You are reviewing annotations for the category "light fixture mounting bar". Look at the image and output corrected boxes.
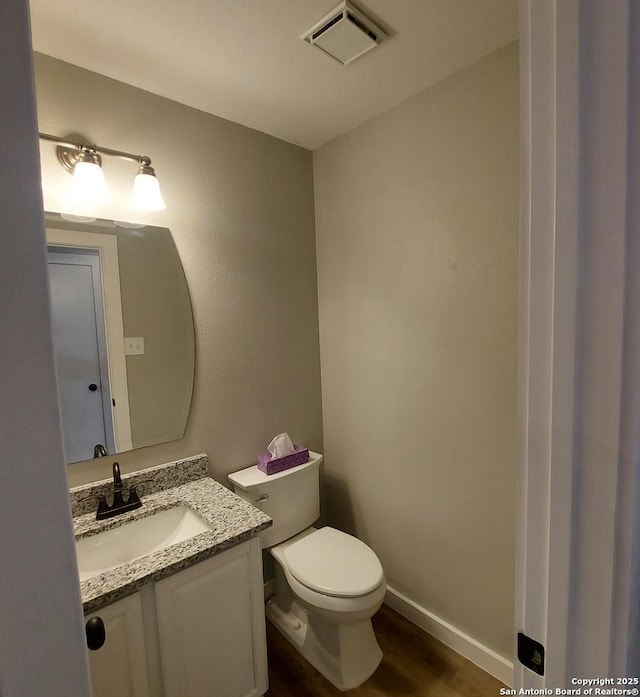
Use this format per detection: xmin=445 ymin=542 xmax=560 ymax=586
xmin=38 ymin=132 xmax=151 ymax=166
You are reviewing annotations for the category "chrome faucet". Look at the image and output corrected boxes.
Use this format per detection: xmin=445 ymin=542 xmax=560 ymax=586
xmin=95 ymin=462 xmax=143 ymax=520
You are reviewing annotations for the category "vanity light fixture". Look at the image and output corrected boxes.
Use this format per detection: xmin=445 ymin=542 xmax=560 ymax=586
xmin=39 ymin=132 xmax=166 ymax=212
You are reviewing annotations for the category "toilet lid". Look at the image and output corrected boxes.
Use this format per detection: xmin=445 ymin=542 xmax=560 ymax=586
xmin=283 ymin=527 xmax=383 ymax=598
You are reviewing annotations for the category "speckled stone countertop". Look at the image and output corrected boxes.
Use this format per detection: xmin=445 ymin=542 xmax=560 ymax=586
xmin=71 ymin=454 xmax=271 ymax=613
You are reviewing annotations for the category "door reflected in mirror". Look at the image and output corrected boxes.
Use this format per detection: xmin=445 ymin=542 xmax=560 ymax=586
xmin=45 ymin=213 xmax=195 ymax=464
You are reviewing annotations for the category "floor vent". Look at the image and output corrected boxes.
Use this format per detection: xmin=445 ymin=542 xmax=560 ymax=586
xmin=302 ymin=1 xmax=386 ymax=66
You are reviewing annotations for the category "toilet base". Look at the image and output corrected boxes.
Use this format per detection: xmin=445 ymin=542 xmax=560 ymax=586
xmin=266 ymin=596 xmax=382 ymax=691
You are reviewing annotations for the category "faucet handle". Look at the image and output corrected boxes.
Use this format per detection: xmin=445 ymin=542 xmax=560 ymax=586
xmin=96 ymin=496 xmax=110 ymax=519
xmin=126 ymin=486 xmax=142 ymax=508
xmin=126 ymin=478 xmax=153 ymax=505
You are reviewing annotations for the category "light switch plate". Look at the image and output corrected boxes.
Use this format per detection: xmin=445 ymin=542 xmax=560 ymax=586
xmin=124 ymin=337 xmax=145 ymax=355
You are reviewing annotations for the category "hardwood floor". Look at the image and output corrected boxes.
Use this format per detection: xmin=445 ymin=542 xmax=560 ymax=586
xmin=265 ymin=604 xmax=507 ymax=697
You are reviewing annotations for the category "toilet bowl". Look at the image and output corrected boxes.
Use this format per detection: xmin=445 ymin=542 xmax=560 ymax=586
xmin=268 ymin=526 xmax=385 ymax=690
xmin=228 ymin=453 xmax=385 ymax=691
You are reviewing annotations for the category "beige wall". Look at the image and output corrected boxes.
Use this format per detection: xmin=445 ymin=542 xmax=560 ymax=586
xmin=313 ymin=43 xmax=519 ymax=658
xmin=33 ymin=53 xmax=323 ymax=486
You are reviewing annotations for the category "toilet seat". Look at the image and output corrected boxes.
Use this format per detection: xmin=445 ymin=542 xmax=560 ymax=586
xmin=283 ymin=527 xmax=383 ymax=598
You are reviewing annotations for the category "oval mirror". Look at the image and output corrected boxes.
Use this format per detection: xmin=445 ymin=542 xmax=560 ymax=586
xmin=44 ymin=212 xmax=195 ymax=464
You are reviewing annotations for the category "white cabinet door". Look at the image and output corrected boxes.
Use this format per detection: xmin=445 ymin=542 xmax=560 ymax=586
xmin=155 ymin=538 xmax=268 ymax=697
xmin=86 ymin=593 xmax=151 ymax=697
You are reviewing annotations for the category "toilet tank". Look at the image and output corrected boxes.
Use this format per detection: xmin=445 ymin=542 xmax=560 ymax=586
xmin=228 ymin=451 xmax=322 ymax=548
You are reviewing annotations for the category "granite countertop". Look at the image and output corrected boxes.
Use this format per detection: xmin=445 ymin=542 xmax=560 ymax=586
xmin=71 ymin=454 xmax=271 ymax=613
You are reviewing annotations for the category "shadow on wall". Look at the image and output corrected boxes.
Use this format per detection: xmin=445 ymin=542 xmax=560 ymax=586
xmin=322 ymin=471 xmax=358 ymax=537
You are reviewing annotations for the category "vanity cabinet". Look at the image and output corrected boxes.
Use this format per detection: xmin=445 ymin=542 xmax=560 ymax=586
xmin=156 ymin=538 xmax=268 ymax=697
xmin=85 ymin=537 xmax=267 ymax=697
xmin=86 ymin=593 xmax=151 ymax=697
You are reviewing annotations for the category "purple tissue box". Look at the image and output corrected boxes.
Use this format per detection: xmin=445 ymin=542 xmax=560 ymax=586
xmin=257 ymin=446 xmax=310 ymax=475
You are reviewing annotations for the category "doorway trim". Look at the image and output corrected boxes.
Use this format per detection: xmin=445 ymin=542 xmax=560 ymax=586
xmin=46 ymin=226 xmax=133 ymax=454
xmin=517 ymin=0 xmax=640 ymax=686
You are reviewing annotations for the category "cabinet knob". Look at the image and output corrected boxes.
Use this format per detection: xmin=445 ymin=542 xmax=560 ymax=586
xmin=88 ymin=383 xmax=98 ymax=392
xmin=85 ymin=616 xmax=106 ymax=651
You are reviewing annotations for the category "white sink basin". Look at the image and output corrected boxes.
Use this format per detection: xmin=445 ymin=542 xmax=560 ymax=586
xmin=76 ymin=505 xmax=211 ymax=581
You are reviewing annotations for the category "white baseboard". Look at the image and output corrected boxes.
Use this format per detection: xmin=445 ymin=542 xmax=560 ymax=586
xmin=384 ymin=586 xmax=514 ymax=686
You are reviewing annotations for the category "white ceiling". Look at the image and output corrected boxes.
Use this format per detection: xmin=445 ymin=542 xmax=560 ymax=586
xmin=29 ymin=0 xmax=518 ymax=150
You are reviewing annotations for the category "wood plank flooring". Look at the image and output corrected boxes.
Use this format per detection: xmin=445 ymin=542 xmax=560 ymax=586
xmin=265 ymin=604 xmax=507 ymax=697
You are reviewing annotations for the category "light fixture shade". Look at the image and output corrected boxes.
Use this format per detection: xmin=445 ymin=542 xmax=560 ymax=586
xmin=70 ymin=159 xmax=110 ymax=208
xmin=131 ymin=172 xmax=166 ymax=211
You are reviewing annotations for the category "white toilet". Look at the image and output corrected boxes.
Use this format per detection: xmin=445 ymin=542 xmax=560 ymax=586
xmin=228 ymin=451 xmax=385 ymax=691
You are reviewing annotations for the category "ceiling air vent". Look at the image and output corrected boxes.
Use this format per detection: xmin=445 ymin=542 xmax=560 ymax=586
xmin=302 ymin=1 xmax=386 ymax=66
